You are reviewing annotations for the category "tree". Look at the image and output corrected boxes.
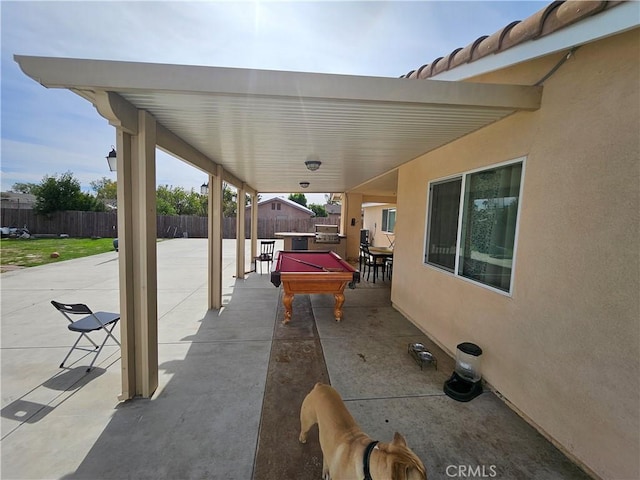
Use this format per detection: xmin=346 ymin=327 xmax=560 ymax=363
xmin=156 ymin=185 xmax=205 ymax=216
xmin=147 ymin=183 xmax=256 ymax=217
xmin=222 ymin=184 xmax=237 ymax=217
xmin=90 ymin=177 xmax=117 ymax=200
xmin=33 ymin=171 xmax=105 ymax=215
xmin=288 ymin=193 xmax=307 ymax=207
xmin=309 ymin=204 xmax=328 ymax=217
xmin=11 ymin=182 xmax=38 ymax=194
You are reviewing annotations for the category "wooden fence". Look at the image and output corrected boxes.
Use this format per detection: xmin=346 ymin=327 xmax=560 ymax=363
xmin=1 ymin=208 xmax=337 ymax=239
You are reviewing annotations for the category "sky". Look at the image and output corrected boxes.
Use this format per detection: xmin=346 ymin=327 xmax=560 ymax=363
xmin=1 ymin=0 xmax=547 ymax=205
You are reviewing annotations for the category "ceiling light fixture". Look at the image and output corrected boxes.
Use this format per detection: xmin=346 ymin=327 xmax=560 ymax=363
xmin=299 ymin=181 xmax=310 ymax=189
xmin=304 ymin=155 xmax=322 ymax=171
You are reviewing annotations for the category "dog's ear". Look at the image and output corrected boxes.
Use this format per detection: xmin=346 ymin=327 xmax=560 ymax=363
xmin=391 ymin=432 xmax=408 ymax=447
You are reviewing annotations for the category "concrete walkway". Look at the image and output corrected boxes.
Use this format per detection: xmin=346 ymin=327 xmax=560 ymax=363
xmin=1 ymin=239 xmax=590 ymax=479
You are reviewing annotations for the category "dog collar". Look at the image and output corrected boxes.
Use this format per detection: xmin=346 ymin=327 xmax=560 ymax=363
xmin=363 ymin=440 xmax=379 ymax=480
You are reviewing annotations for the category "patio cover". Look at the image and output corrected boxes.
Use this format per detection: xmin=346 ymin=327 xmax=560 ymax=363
xmin=15 ymin=55 xmax=542 ymax=399
xmin=15 ymin=56 xmax=541 ymax=195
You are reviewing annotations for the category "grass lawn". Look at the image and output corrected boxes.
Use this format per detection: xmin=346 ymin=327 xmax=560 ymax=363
xmin=0 ymin=237 xmax=116 ymax=270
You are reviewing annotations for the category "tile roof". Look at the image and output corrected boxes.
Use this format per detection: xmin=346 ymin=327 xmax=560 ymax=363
xmin=401 ymin=0 xmax=625 ymax=80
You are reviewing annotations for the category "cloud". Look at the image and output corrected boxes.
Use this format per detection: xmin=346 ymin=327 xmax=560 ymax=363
xmin=1 ymin=1 xmax=546 ymax=194
xmin=3 ymin=1 xmax=546 ymax=73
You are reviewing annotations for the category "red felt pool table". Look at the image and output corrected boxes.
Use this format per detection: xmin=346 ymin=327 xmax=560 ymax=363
xmin=270 ymin=250 xmax=360 ymax=324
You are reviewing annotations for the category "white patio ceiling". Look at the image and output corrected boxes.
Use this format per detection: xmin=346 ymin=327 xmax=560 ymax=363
xmin=15 ymin=56 xmax=541 ymax=196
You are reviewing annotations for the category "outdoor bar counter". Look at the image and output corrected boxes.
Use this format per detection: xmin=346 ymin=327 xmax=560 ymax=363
xmin=274 ymin=232 xmax=347 ymax=259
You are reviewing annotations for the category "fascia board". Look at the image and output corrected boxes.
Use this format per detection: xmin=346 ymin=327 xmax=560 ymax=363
xmin=14 ymin=55 xmax=541 ymax=111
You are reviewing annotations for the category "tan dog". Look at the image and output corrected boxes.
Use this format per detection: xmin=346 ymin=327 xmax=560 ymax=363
xmin=299 ymin=383 xmax=427 ymax=480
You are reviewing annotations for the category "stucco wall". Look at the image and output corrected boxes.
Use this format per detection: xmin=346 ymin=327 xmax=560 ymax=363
xmin=362 ymin=204 xmax=396 ymax=248
xmin=392 ymin=30 xmax=639 ymax=479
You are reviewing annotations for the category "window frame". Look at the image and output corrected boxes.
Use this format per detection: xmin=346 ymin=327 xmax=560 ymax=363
xmin=425 ymin=176 xmax=462 ymax=272
xmin=381 ymin=207 xmax=396 ymax=233
xmin=423 ymin=157 xmax=526 ymax=296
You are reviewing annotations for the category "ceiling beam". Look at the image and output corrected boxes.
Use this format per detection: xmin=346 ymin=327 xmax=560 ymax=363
xmin=156 ymin=123 xmax=215 ymax=175
xmin=363 ymin=195 xmax=397 ymax=204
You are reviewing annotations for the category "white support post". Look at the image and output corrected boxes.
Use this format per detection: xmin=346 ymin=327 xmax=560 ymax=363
xmin=208 ymin=167 xmax=223 ymax=309
xmin=116 ymin=128 xmax=135 ymax=401
xmin=251 ymin=192 xmax=258 ymax=270
xmin=236 ymin=183 xmax=246 ymax=278
xmin=116 ymin=110 xmax=158 ymax=400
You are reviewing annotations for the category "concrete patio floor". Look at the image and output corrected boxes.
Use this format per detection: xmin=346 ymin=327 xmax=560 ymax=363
xmin=1 ymin=238 xmax=590 ymax=479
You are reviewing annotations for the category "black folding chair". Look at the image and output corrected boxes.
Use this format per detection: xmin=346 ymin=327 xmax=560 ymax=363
xmin=51 ymin=301 xmax=120 ymax=372
xmin=254 ymin=240 xmax=275 ymax=274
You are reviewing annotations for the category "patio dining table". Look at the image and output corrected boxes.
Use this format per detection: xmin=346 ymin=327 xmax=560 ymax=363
xmin=368 ymin=246 xmax=394 ymax=282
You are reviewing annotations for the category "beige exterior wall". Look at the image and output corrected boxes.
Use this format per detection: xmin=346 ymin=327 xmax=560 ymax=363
xmin=362 ymin=204 xmax=396 ymax=248
xmin=344 ymin=192 xmax=364 ymax=261
xmin=392 ymin=30 xmax=639 ymax=479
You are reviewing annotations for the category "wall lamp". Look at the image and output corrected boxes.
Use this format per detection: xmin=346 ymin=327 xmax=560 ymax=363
xmin=200 ymin=182 xmax=209 ymax=195
xmin=105 ymin=146 xmax=117 ymax=172
xmin=299 ymin=181 xmax=310 ymax=189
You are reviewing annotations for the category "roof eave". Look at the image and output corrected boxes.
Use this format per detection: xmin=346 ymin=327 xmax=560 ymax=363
xmin=429 ymin=1 xmax=638 ymax=81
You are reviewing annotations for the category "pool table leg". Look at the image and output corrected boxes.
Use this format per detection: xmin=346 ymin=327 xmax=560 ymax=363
xmin=282 ymin=292 xmax=294 ymax=324
xmin=333 ymin=293 xmax=345 ymax=322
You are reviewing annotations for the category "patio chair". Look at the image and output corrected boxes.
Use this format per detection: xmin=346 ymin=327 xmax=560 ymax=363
xmin=255 ymin=240 xmax=275 ymax=274
xmin=51 ymin=300 xmax=120 ymax=373
xmin=359 ymin=243 xmax=368 ymax=272
xmin=385 ymin=256 xmax=393 ymax=280
xmin=361 ymin=245 xmax=384 ymax=283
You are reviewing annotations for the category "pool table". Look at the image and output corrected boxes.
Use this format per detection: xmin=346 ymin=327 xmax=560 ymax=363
xmin=270 ymin=250 xmax=360 ymax=324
